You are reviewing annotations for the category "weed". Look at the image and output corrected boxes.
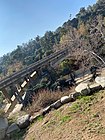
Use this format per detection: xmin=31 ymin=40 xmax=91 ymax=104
xmin=79 ymin=96 xmax=93 ymax=104
xmin=54 ymin=110 xmax=61 ymax=117
xmin=60 ymin=115 xmax=71 ymax=123
xmin=70 ymin=102 xmax=81 ymax=113
xmin=36 ymin=115 xmax=44 ymax=121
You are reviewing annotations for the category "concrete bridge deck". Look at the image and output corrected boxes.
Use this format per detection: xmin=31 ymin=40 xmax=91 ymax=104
xmin=0 ymin=48 xmax=69 ymax=90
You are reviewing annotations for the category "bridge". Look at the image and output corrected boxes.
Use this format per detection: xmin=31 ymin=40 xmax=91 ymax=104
xmin=0 ymin=47 xmax=105 ymax=114
xmin=0 ymin=48 xmax=70 ymax=113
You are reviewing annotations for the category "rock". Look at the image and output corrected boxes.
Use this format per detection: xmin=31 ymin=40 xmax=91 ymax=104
xmin=42 ymin=106 xmax=51 ymax=116
xmin=70 ymin=92 xmax=81 ymax=100
xmin=89 ymin=83 xmax=102 ymax=93
xmin=51 ymin=100 xmax=62 ymax=109
xmin=75 ymin=83 xmax=90 ymax=96
xmin=95 ymin=76 xmax=105 ymax=88
xmin=30 ymin=113 xmax=41 ymax=123
xmin=69 ymin=94 xmax=76 ymax=101
xmin=6 ymin=123 xmax=20 ymax=135
xmin=0 ymin=117 xmax=8 ymax=140
xmin=60 ymin=96 xmax=72 ymax=104
xmin=17 ymin=114 xmax=30 ymax=129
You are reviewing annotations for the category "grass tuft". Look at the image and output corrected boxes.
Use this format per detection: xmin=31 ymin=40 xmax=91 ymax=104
xmin=60 ymin=115 xmax=71 ymax=123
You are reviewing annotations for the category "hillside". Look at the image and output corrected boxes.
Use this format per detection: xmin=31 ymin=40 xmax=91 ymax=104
xmin=25 ymin=90 xmax=105 ymax=140
xmin=1 ymin=1 xmax=105 ymax=139
xmin=10 ymin=89 xmax=105 ymax=140
xmin=0 ymin=0 xmax=105 ymax=79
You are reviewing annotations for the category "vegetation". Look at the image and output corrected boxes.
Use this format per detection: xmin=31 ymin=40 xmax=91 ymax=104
xmin=26 ymin=90 xmax=69 ymax=115
xmin=4 ymin=1 xmax=105 ymax=139
xmin=9 ymin=88 xmax=105 ymax=140
xmin=9 ymin=129 xmax=26 ymax=140
xmin=24 ymin=89 xmax=105 ymax=140
xmin=0 ymin=0 xmax=105 ymax=80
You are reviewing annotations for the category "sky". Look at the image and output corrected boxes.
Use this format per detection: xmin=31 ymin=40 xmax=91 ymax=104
xmin=0 ymin=0 xmax=96 ymax=57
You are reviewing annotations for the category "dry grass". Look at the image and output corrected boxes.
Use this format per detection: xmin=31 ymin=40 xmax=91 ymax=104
xmin=26 ymin=89 xmax=70 ymax=115
xmin=25 ymin=90 xmax=105 ymax=140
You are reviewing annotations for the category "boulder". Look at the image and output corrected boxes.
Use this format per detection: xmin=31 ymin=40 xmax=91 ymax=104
xmin=70 ymin=92 xmax=81 ymax=100
xmin=6 ymin=123 xmax=20 ymax=136
xmin=42 ymin=106 xmax=51 ymax=116
xmin=51 ymin=100 xmax=62 ymax=109
xmin=75 ymin=83 xmax=90 ymax=96
xmin=30 ymin=113 xmax=41 ymax=123
xmin=17 ymin=114 xmax=30 ymax=129
xmin=60 ymin=96 xmax=72 ymax=104
xmin=89 ymin=83 xmax=102 ymax=93
xmin=0 ymin=117 xmax=8 ymax=140
xmin=95 ymin=76 xmax=105 ymax=88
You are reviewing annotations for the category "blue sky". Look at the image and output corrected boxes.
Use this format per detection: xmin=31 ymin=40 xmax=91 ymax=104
xmin=0 ymin=0 xmax=96 ymax=57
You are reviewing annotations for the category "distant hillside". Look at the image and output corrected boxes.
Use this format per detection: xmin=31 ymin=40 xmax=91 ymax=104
xmin=0 ymin=0 xmax=105 ymax=79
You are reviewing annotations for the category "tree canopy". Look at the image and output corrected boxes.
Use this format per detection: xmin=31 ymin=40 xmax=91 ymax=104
xmin=0 ymin=0 xmax=105 ymax=79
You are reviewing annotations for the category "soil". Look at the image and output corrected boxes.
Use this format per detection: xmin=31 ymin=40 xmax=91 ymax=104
xmin=24 ymin=90 xmax=105 ymax=140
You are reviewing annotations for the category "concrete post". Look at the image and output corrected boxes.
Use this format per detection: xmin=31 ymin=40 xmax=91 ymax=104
xmin=9 ymin=85 xmax=24 ymax=104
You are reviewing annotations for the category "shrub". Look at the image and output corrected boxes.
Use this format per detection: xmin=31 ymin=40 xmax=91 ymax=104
xmin=26 ymin=90 xmax=69 ymax=115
